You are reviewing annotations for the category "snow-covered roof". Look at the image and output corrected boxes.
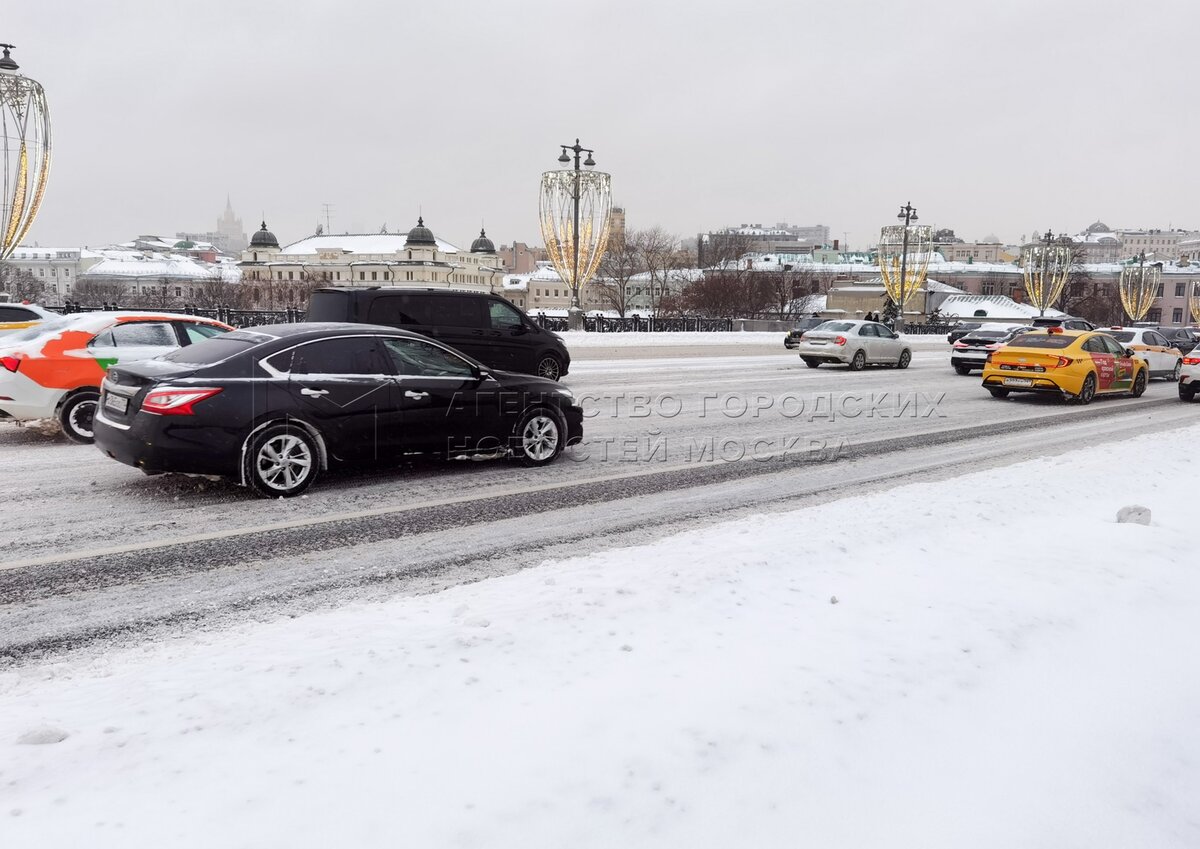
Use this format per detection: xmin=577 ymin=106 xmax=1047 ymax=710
xmin=79 ymin=251 xmax=241 ymax=283
xmin=938 ymin=295 xmax=1065 ymax=319
xmin=280 ymin=233 xmax=462 ymax=255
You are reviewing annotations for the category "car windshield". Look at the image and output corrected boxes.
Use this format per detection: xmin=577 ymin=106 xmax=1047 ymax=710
xmin=1008 ymin=333 xmax=1076 ymax=349
xmin=816 ymin=321 xmax=856 ymax=332
xmin=1105 ymin=331 xmax=1135 ymax=342
xmin=160 ymin=330 xmax=273 ymax=364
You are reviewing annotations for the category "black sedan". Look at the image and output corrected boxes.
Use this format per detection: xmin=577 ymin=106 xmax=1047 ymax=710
xmin=93 ymin=323 xmax=584 ymax=497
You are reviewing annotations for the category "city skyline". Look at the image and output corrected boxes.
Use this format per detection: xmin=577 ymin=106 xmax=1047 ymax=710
xmin=6 ymin=0 xmax=1197 ymax=252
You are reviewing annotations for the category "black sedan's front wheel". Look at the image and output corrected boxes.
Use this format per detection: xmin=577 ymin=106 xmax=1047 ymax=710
xmin=244 ymin=424 xmax=320 ymax=498
xmin=512 ymin=408 xmax=564 ymax=466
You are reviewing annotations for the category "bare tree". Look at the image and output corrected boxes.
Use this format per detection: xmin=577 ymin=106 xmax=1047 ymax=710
xmin=0 ymin=263 xmax=46 ymax=302
xmin=639 ymin=227 xmax=687 ymax=315
xmin=139 ymin=277 xmax=181 ymax=310
xmin=72 ymin=278 xmax=126 ymax=306
xmin=594 ymin=232 xmax=645 ymax=317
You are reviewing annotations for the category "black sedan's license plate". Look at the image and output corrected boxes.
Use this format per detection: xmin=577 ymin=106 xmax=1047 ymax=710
xmin=103 ymin=393 xmax=128 ymax=414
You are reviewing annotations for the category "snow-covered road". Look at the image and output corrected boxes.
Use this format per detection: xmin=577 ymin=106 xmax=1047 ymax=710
xmin=2 ymin=414 xmax=1197 ymax=848
xmin=0 ymin=344 xmax=1193 ymax=655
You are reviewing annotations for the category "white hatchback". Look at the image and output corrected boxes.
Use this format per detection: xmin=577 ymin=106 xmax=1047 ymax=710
xmin=795 ymin=320 xmax=913 ymax=370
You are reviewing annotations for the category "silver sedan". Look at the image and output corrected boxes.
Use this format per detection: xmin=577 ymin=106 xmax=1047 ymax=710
xmin=795 ymin=320 xmax=913 ymax=370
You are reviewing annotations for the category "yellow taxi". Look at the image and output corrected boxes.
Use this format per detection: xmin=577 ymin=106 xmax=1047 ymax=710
xmin=981 ymin=327 xmax=1148 ymax=404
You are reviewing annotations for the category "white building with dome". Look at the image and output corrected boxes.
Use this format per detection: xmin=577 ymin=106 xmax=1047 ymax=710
xmin=238 ymin=218 xmax=503 ymax=292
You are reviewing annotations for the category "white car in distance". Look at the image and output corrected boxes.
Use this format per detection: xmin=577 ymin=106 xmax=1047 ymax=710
xmin=795 ymin=320 xmax=913 ymax=371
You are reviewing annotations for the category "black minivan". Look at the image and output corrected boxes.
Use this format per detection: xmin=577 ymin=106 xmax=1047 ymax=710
xmin=306 ymin=287 xmax=571 ymax=380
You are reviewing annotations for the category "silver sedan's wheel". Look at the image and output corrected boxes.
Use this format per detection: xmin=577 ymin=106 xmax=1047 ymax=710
xmin=245 ymin=425 xmax=319 ymax=497
xmin=514 ymin=409 xmax=563 ymax=466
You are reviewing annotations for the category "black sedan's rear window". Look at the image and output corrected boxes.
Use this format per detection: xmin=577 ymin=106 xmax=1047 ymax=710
xmin=1008 ymin=334 xmax=1075 ymax=349
xmin=161 ymin=330 xmax=274 ymax=364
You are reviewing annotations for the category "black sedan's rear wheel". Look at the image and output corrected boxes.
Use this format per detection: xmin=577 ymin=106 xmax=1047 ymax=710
xmin=58 ymin=389 xmax=100 ymax=444
xmin=512 ymin=408 xmax=564 ymax=466
xmin=244 ymin=424 xmax=319 ymax=498
xmin=536 ymin=355 xmax=563 ymax=381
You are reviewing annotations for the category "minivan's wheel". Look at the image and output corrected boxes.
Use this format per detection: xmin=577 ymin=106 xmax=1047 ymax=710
xmin=848 ymin=350 xmax=867 ymax=371
xmin=535 ymin=355 xmax=562 ymax=381
xmin=1131 ymin=368 xmax=1147 ymax=398
xmin=244 ymin=424 xmax=319 ymax=498
xmin=58 ymin=389 xmax=100 ymax=444
xmin=512 ymin=408 xmax=564 ymax=466
xmin=802 ymin=357 xmax=820 ymax=369
xmin=896 ymin=349 xmax=912 ymax=369
xmin=1073 ymin=372 xmax=1097 ymax=405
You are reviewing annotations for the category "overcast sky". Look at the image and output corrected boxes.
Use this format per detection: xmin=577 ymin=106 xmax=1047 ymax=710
xmin=6 ymin=0 xmax=1196 ymax=253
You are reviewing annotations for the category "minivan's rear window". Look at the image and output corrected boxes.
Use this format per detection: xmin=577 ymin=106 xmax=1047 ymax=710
xmin=306 ymin=291 xmax=351 ymax=322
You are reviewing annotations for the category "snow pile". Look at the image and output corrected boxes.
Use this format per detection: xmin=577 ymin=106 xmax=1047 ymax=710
xmin=2 ymin=428 xmax=1199 ymax=847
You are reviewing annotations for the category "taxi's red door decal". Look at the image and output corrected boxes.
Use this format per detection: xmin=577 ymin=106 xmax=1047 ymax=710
xmin=1089 ymin=353 xmax=1116 ymax=390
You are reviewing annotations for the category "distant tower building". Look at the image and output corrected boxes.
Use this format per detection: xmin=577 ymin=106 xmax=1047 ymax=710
xmin=216 ymin=196 xmax=248 ymax=253
xmin=608 ymin=207 xmax=626 ymax=243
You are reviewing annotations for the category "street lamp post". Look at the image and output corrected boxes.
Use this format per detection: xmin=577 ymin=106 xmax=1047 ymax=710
xmin=561 ymin=140 xmax=593 ymax=330
xmin=896 ymin=202 xmax=917 ymax=333
xmin=539 ymin=139 xmax=612 ymax=332
xmin=877 ymin=202 xmax=932 ymax=335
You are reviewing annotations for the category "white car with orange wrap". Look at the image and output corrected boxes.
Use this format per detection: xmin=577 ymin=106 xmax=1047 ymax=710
xmin=0 ymin=311 xmax=231 ymax=443
xmin=1100 ymin=327 xmax=1183 ymax=381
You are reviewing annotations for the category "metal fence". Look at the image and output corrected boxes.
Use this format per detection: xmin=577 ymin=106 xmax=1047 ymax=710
xmin=51 ymin=303 xmax=957 ymax=336
xmin=56 ymin=302 xmax=305 ymax=327
xmin=533 ymin=314 xmax=734 ymax=333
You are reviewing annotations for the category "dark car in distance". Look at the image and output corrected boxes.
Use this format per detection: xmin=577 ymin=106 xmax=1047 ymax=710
xmin=1031 ymin=316 xmax=1096 ymax=331
xmin=93 ymin=323 xmax=584 ymax=498
xmin=1154 ymin=326 xmax=1199 ymax=355
xmin=946 ymin=322 xmax=983 ymax=344
xmin=307 ymin=287 xmax=571 ymax=381
xmin=783 ymin=317 xmax=828 ymax=349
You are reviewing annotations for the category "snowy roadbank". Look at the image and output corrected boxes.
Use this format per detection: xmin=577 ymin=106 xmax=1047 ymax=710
xmin=2 ymin=424 xmax=1198 ymax=848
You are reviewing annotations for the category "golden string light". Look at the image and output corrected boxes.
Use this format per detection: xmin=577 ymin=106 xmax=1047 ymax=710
xmin=877 ymin=223 xmax=933 ymax=310
xmin=0 ymin=45 xmax=51 ymax=261
xmin=1020 ymin=234 xmax=1072 ymax=316
xmin=538 ymin=168 xmax=611 ymax=307
xmin=1118 ymin=255 xmax=1161 ymax=323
